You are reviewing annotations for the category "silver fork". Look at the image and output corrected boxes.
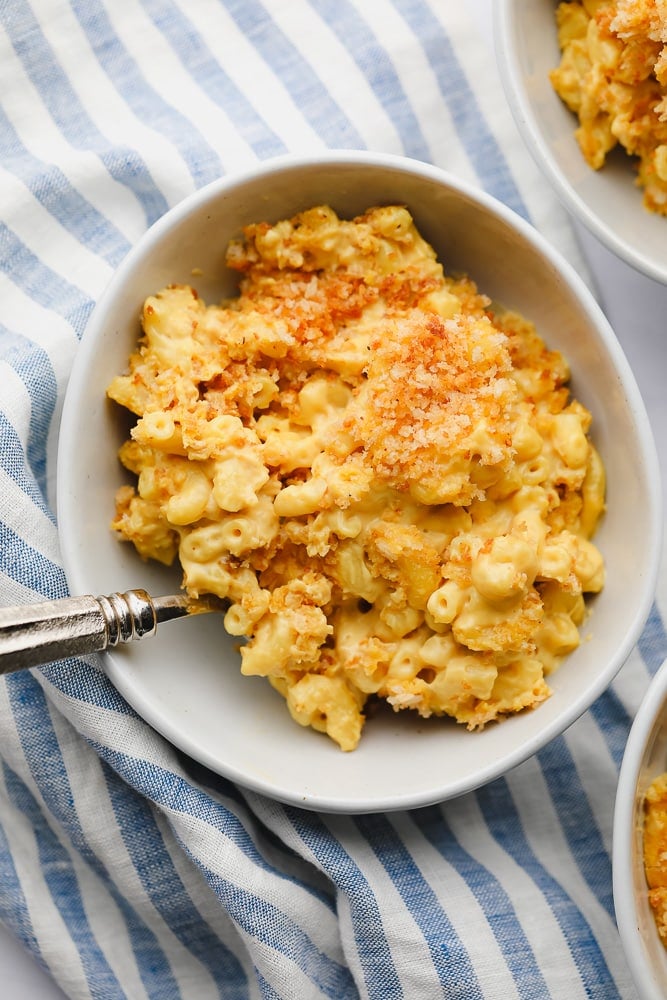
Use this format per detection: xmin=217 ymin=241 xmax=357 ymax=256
xmin=0 ymin=590 xmax=222 ymax=673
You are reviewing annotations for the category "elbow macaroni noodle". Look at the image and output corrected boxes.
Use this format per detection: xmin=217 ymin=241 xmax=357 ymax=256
xmin=551 ymin=0 xmax=667 ymax=215
xmin=107 ymin=204 xmax=606 ymax=751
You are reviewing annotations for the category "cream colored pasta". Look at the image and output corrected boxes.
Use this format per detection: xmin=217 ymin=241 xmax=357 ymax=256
xmin=107 ymin=204 xmax=606 ymax=751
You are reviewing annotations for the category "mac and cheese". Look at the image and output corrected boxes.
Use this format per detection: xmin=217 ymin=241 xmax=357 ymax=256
xmin=644 ymin=772 xmax=667 ymax=944
xmin=107 ymin=204 xmax=605 ymax=751
xmin=551 ymin=0 xmax=667 ymax=214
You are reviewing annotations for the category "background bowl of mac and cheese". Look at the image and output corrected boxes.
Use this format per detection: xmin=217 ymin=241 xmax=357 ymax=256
xmin=494 ymin=0 xmax=667 ymax=285
xmin=614 ymin=657 xmax=667 ymax=1000
xmin=57 ymin=151 xmax=660 ymax=812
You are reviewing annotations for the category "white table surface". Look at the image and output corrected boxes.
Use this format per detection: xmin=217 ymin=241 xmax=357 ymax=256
xmin=2 ymin=4 xmax=665 ymax=997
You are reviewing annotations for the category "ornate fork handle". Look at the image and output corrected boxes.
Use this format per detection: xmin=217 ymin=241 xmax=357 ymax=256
xmin=0 ymin=590 xmax=219 ymax=673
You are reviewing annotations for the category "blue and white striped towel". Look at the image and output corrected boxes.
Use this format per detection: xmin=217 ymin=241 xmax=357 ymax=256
xmin=1 ymin=2 xmax=665 ymax=997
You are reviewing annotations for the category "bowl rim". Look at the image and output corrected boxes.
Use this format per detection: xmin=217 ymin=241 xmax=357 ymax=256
xmin=614 ymin=657 xmax=667 ymax=1000
xmin=56 ymin=149 xmax=663 ymax=811
xmin=493 ymin=0 xmax=667 ymax=286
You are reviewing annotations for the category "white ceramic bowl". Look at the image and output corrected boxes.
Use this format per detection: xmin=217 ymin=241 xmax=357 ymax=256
xmin=614 ymin=659 xmax=667 ymax=1000
xmin=57 ymin=150 xmax=661 ymax=812
xmin=494 ymin=0 xmax=667 ymax=285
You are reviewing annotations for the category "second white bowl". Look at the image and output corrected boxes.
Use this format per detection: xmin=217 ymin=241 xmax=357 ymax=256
xmin=615 ymin=658 xmax=667 ymax=1000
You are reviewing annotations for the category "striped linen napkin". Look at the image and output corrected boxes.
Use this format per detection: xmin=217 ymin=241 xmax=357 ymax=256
xmin=1 ymin=2 xmax=664 ymax=997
